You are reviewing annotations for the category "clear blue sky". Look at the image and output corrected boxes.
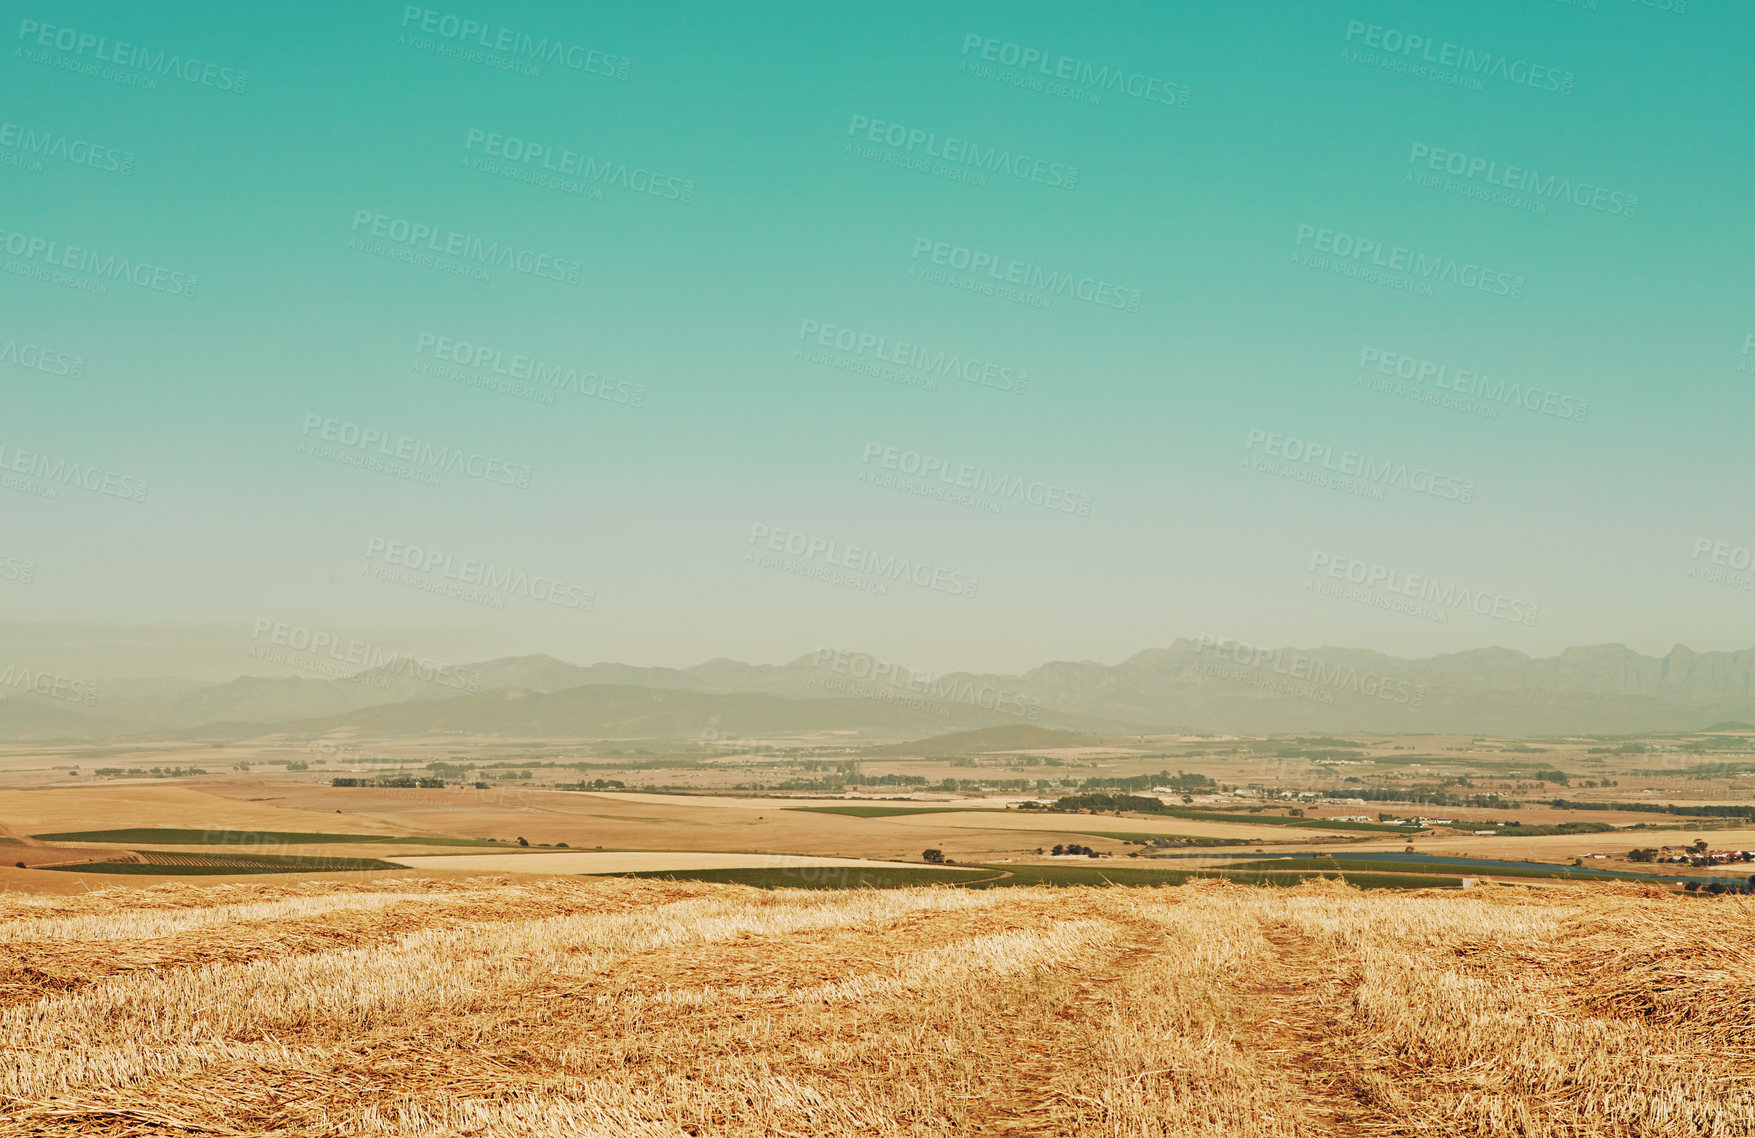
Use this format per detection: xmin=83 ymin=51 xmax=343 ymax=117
xmin=4 ymin=0 xmax=1751 ymax=675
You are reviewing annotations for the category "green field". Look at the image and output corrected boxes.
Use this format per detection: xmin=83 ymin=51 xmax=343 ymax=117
xmin=610 ymin=865 xmax=1000 ymax=889
xmin=32 ymin=828 xmax=499 ymax=846
xmin=1451 ymin=822 xmax=1618 ymax=838
xmin=1143 ymin=808 xmax=1413 ymax=833
xmin=44 ymin=850 xmax=405 ymax=875
xmin=1070 ymin=831 xmax=1256 ymax=846
xmin=1229 ymin=858 xmax=1666 ymax=884
xmin=785 ymin=806 xmax=981 ymax=818
xmin=790 ymin=805 xmax=1408 ymax=833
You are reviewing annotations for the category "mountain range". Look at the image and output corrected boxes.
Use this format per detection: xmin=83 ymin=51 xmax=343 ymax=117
xmin=7 ymin=641 xmax=1755 ymax=741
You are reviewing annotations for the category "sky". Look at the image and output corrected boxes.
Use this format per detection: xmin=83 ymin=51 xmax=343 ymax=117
xmin=3 ymin=0 xmax=1752 ymax=679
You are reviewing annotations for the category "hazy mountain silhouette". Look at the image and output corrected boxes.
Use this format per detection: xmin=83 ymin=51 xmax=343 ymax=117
xmin=9 ymin=641 xmax=1755 ymax=740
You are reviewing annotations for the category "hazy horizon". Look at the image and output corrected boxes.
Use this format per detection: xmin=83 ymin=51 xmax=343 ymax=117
xmin=5 ymin=620 xmax=1755 ymax=687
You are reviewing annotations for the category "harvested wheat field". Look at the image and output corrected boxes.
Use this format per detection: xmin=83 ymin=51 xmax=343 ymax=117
xmin=1 ymin=877 xmax=1752 ymax=1137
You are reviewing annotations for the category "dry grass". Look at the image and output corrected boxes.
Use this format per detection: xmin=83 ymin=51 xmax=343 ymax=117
xmin=0 ymin=877 xmax=1751 ymax=1136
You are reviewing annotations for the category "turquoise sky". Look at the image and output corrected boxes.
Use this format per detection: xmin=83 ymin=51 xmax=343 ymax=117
xmin=4 ymin=0 xmax=1751 ymax=676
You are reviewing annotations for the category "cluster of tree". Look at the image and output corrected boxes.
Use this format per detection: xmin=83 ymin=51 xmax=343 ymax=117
xmin=1077 ymin=770 xmax=1215 ymax=793
xmin=1551 ymin=799 xmax=1755 ymax=822
xmin=1490 ymin=820 xmax=1616 ymax=836
xmin=330 ymin=776 xmax=443 ymax=788
xmin=1051 ymin=843 xmax=1101 ymax=857
xmin=93 ymin=767 xmax=208 ymax=778
xmin=1047 ymin=793 xmax=1169 ymax=814
xmin=556 ymin=778 xmax=627 ymax=790
xmin=744 ymin=776 xmax=852 ymax=791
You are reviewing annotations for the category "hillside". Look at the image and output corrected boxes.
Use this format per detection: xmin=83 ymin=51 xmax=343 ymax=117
xmin=257 ymin=683 xmax=1022 ymax=740
xmin=1 ymin=876 xmax=1749 ymax=1136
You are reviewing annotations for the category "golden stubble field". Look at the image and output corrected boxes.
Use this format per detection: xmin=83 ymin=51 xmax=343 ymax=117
xmin=1 ymin=875 xmax=1752 ymax=1137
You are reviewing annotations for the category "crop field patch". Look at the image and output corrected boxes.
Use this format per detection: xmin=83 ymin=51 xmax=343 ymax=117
xmin=612 ymin=865 xmax=1001 ymax=889
xmin=42 ymin=850 xmax=404 ymax=875
xmin=786 ymin=805 xmax=982 ymax=818
xmin=31 ymin=828 xmax=497 ymax=846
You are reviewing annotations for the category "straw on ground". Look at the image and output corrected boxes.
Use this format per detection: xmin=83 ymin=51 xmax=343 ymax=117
xmin=0 ymin=875 xmax=1751 ymax=1136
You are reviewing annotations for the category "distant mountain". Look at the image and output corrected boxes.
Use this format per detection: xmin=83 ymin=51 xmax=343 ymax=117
xmin=0 ymin=696 xmax=126 ymax=742
xmin=13 ymin=641 xmax=1755 ymax=740
xmin=922 ymin=640 xmax=1755 ymax=735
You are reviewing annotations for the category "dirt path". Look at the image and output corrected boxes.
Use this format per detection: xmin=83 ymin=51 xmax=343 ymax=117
xmin=0 ymin=821 xmax=43 ymax=846
xmin=959 ymin=907 xmax=1169 ymax=1136
xmin=1245 ymin=921 xmax=1387 ymax=1137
